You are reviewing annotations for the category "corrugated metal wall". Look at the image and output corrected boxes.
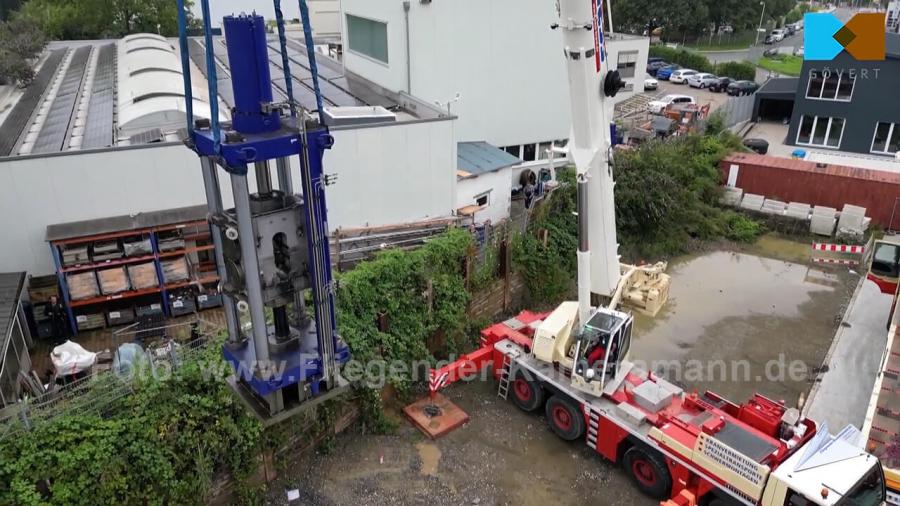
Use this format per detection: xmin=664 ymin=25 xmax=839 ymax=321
xmin=720 ymin=153 xmax=900 ymax=227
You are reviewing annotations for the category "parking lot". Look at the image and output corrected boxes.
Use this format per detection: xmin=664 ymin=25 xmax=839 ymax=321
xmin=642 ymin=78 xmax=733 ymax=112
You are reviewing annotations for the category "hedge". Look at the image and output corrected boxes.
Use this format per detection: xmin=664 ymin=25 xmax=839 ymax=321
xmin=649 ymin=46 xmax=756 ymax=81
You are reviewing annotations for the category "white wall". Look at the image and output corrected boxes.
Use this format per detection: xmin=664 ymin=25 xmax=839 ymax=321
xmin=0 ymin=118 xmax=455 ymax=276
xmin=341 ymin=0 xmax=649 ymax=150
xmin=456 ymin=169 xmax=512 ymax=225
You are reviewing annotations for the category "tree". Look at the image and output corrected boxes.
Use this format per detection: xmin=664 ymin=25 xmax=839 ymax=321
xmin=0 ymin=16 xmax=46 ymax=86
xmin=17 ymin=0 xmax=195 ymax=40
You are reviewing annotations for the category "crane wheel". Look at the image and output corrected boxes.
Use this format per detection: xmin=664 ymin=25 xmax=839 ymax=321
xmin=510 ymin=370 xmax=544 ymax=412
xmin=545 ymin=395 xmax=585 ymax=441
xmin=623 ymin=446 xmax=672 ymax=500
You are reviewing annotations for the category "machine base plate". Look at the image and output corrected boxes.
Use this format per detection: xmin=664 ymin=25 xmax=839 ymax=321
xmin=404 ymin=393 xmax=469 ymax=439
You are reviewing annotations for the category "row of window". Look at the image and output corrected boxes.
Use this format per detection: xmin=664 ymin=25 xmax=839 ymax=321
xmin=501 ymin=139 xmax=569 ymax=163
xmin=796 ymin=116 xmax=900 ymax=155
xmin=805 ymin=72 xmax=855 ymax=101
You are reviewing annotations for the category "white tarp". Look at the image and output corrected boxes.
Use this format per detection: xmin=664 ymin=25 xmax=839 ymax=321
xmin=50 ymin=340 xmax=97 ymax=376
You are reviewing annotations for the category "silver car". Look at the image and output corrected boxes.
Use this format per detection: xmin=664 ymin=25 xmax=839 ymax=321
xmin=688 ymin=73 xmax=718 ymax=89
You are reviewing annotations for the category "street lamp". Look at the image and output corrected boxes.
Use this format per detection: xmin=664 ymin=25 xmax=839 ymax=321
xmin=755 ymin=1 xmax=767 ymax=46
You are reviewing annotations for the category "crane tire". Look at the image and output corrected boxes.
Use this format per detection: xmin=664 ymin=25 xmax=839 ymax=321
xmin=509 ymin=370 xmax=544 ymax=412
xmin=623 ymin=445 xmax=672 ymax=500
xmin=545 ymin=395 xmax=585 ymax=441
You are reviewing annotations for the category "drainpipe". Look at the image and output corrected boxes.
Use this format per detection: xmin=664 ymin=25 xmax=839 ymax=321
xmin=403 ymin=0 xmax=412 ymax=94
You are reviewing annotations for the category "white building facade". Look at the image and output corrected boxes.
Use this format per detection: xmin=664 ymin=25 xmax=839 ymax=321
xmin=340 ymin=0 xmax=648 ymax=153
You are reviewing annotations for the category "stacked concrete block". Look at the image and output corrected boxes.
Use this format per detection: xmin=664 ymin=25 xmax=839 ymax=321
xmin=760 ymin=199 xmax=788 ymax=216
xmin=786 ymin=202 xmax=812 ymax=221
xmin=837 ymin=204 xmax=870 ymax=240
xmin=739 ymin=193 xmax=765 ymax=212
xmin=720 ymin=187 xmax=744 ymax=207
xmin=810 ymin=206 xmax=838 ymax=236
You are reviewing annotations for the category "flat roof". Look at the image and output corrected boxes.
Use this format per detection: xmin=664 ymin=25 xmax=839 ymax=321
xmin=457 ymin=141 xmax=521 ymax=179
xmin=0 ymin=34 xmax=444 ymax=159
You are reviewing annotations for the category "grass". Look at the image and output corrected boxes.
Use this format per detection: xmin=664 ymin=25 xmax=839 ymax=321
xmin=684 ymin=30 xmax=759 ymax=51
xmin=757 ymin=55 xmax=803 ymax=76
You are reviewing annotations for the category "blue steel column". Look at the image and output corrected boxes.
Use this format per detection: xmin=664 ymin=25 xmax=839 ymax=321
xmin=299 ymin=128 xmax=338 ymax=386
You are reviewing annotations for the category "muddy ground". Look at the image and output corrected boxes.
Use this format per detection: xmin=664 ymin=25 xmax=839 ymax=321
xmin=265 ymin=235 xmax=856 ymax=506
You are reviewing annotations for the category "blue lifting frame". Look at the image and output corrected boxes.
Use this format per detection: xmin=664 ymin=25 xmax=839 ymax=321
xmin=175 ymin=0 xmax=348 ymax=401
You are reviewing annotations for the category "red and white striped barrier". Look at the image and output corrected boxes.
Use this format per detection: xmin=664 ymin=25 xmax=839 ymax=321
xmin=812 ymin=257 xmax=860 ymax=266
xmin=812 ymin=243 xmax=866 ymax=254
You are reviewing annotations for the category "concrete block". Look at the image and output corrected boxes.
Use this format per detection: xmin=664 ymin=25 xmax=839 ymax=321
xmin=632 ymin=380 xmax=674 ymax=413
xmin=786 ymin=202 xmax=811 ymax=221
xmin=739 ymin=193 xmax=765 ymax=212
xmin=760 ymin=199 xmax=787 ymax=215
xmin=720 ymin=187 xmax=743 ymax=207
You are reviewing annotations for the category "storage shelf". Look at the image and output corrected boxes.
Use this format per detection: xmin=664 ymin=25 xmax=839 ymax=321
xmin=157 ymin=244 xmax=216 ymax=259
xmin=69 ymin=286 xmax=162 ymax=307
xmin=165 ymin=275 xmax=220 ymax=290
xmin=62 ymin=253 xmax=157 ymax=273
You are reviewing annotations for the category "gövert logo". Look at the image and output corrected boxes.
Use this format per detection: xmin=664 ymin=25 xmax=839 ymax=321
xmin=804 ymin=12 xmax=886 ymax=61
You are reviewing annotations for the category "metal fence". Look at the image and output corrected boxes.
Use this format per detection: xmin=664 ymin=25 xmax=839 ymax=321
xmin=717 ymin=93 xmax=756 ymax=130
xmin=0 ymin=316 xmax=223 ymax=441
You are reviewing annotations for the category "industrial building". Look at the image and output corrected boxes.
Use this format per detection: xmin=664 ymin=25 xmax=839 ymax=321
xmin=339 ymin=0 xmax=649 ymax=211
xmin=0 ymin=32 xmax=456 ymax=277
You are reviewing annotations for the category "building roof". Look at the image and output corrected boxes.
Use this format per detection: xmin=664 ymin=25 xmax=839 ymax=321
xmin=0 ymin=32 xmax=444 ymax=159
xmin=457 ymin=141 xmax=521 ymax=179
xmin=756 ymin=77 xmax=799 ymax=100
xmin=0 ymin=272 xmax=25 ymax=345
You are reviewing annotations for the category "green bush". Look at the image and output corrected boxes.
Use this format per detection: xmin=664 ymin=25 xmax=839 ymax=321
xmin=714 ymin=61 xmax=756 ymax=81
xmin=649 ymin=46 xmax=714 ymax=73
xmin=0 ymin=343 xmax=264 ymax=505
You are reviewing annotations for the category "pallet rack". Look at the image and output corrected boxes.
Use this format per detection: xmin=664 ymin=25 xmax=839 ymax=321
xmin=46 ymin=206 xmax=221 ymax=334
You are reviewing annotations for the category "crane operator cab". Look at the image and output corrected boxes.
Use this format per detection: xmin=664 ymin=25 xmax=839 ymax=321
xmin=572 ymin=307 xmax=633 ymax=397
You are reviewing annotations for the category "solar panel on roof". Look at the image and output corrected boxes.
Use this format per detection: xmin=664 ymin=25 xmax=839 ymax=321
xmin=31 ymin=46 xmax=91 ymax=154
xmin=0 ymin=49 xmax=66 ymax=156
xmin=82 ymin=44 xmax=115 ymax=149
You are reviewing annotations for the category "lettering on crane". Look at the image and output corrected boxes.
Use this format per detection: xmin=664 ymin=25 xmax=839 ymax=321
xmin=591 ymin=0 xmax=606 ymax=71
xmin=698 ymin=434 xmax=765 ymax=486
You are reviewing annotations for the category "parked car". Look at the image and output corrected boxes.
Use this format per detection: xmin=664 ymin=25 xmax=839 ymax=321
xmin=646 ymin=94 xmax=695 ymax=113
xmin=727 ymin=80 xmax=760 ymax=96
xmin=687 ymin=73 xmax=718 ymax=89
xmin=655 ymin=64 xmax=681 ymax=80
xmin=708 ymin=77 xmax=734 ymax=92
xmin=669 ymin=69 xmax=698 ymax=84
xmin=647 ymin=59 xmax=669 ymax=75
xmin=644 ymin=77 xmax=659 ymax=91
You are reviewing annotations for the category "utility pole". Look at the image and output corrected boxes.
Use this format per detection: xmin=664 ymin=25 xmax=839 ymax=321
xmin=755 ymin=1 xmax=767 ymax=46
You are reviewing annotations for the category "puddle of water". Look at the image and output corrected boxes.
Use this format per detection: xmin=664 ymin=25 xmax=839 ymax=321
xmin=632 ymin=245 xmax=852 ymax=405
xmin=415 ymin=442 xmax=441 ymax=476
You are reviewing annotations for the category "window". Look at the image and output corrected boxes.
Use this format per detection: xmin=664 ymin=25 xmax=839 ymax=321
xmin=522 ymin=143 xmax=536 ymax=162
xmin=872 ymin=122 xmax=900 ymax=155
xmin=616 ymin=50 xmax=638 ymax=78
xmin=346 ymin=14 xmax=388 ymax=64
xmin=796 ymin=115 xmax=844 ymax=148
xmin=538 ymin=142 xmax=552 ymax=160
xmin=805 ymin=71 xmax=854 ymax=100
xmin=475 ymin=192 xmax=490 ymax=207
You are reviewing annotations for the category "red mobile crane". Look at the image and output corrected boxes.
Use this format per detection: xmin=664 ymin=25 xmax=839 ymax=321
xmin=405 ymin=1 xmax=887 ymax=505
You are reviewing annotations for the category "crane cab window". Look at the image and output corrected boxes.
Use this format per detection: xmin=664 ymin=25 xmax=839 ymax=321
xmin=871 ymin=242 xmax=900 ymax=278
